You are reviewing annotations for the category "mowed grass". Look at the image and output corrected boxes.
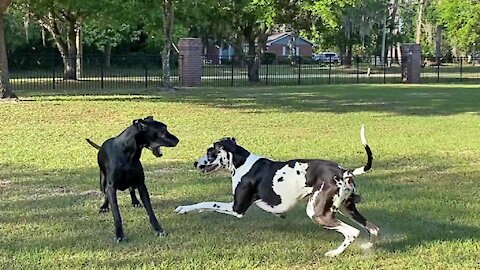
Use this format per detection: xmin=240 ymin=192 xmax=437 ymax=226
xmin=1 ymin=84 xmax=480 ymax=269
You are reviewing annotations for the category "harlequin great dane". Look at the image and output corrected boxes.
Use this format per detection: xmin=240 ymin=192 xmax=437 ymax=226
xmin=175 ymin=125 xmax=378 ymax=257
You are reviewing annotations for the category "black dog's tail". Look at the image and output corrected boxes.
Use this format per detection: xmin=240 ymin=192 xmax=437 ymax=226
xmin=352 ymin=125 xmax=373 ymax=176
xmin=86 ymin=138 xmax=101 ymax=150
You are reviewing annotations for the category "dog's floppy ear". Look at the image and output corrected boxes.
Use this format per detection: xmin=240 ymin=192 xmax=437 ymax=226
xmin=133 ymin=119 xmax=148 ymax=130
xmin=217 ymin=139 xmax=237 ymax=152
xmin=144 ymin=116 xmax=154 ymax=121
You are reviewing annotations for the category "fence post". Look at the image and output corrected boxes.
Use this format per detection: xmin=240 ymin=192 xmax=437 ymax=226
xmin=437 ymin=56 xmax=440 ymax=83
xmin=460 ymin=57 xmax=463 ymax=81
xmin=144 ymin=66 xmax=148 ymax=88
xmin=52 ymin=54 xmax=56 ymax=90
xmin=265 ymin=63 xmax=269 ymax=86
xmin=101 ymin=64 xmax=104 ymax=89
xmin=179 ymin=55 xmax=183 ymax=87
xmin=328 ymin=57 xmax=332 ymax=84
xmin=297 ymin=56 xmax=301 ymax=85
xmin=356 ymin=57 xmax=360 ymax=83
xmin=231 ymin=58 xmax=234 ymax=87
xmin=383 ymin=60 xmax=386 ymax=84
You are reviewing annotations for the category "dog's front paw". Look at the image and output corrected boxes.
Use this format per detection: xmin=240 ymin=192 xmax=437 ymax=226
xmin=175 ymin=205 xmax=194 ymax=214
xmin=360 ymin=242 xmax=373 ymax=250
xmin=155 ymin=230 xmax=169 ymax=237
xmin=366 ymin=221 xmax=379 ymax=236
xmin=114 ymin=235 xmax=127 ymax=243
xmin=132 ymin=202 xmax=142 ymax=208
xmin=324 ymin=249 xmax=342 ymax=257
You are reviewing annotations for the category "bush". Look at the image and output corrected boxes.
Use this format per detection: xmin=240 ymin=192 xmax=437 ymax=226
xmin=261 ymin=52 xmax=277 ymax=64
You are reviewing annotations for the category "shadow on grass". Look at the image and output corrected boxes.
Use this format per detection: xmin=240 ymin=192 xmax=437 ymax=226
xmin=13 ymin=84 xmax=480 ymax=116
xmin=1 ymin=154 xmax=479 ymax=256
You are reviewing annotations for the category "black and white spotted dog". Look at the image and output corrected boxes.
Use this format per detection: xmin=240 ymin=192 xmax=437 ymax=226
xmin=175 ymin=126 xmax=379 ymax=257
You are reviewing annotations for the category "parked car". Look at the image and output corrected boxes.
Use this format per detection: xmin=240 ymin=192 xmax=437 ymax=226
xmin=313 ymin=52 xmax=340 ymax=64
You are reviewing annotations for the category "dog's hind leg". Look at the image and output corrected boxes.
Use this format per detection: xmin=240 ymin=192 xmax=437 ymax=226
xmin=323 ymin=218 xmax=360 ymax=257
xmin=137 ymin=183 xmax=166 ymax=236
xmin=99 ymin=171 xmax=109 ymax=213
xmin=129 ymin=187 xmax=142 ymax=207
xmin=306 ymin=187 xmax=359 ymax=257
xmin=99 ymin=196 xmax=109 ymax=213
xmin=339 ymin=197 xmax=379 ymax=249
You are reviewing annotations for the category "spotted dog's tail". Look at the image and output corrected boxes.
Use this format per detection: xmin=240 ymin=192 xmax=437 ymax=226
xmin=352 ymin=125 xmax=373 ymax=176
xmin=86 ymin=139 xmax=101 ymax=150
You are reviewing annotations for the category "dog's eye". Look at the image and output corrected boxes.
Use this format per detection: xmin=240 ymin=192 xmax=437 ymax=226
xmin=207 ymin=153 xmax=217 ymax=162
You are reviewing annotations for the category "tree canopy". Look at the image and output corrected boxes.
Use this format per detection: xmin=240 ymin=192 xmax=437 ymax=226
xmin=2 ymin=0 xmax=479 ymax=74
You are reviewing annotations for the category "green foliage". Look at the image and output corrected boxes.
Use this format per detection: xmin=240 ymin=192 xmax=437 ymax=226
xmin=397 ymin=1 xmax=417 ymax=44
xmin=4 ymin=6 xmax=49 ymax=54
xmin=4 ymin=0 xmax=480 ymax=59
xmin=261 ymin=51 xmax=276 ymax=64
xmin=311 ymin=0 xmax=390 ymax=56
xmin=437 ymin=0 xmax=480 ymax=54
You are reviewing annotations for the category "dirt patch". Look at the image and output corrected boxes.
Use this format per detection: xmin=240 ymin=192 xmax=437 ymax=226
xmin=151 ymin=168 xmax=177 ymax=174
xmin=79 ymin=190 xmax=103 ymax=197
xmin=29 ymin=185 xmax=103 ymax=198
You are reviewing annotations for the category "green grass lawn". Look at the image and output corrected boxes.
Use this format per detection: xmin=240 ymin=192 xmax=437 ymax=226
xmin=1 ymin=84 xmax=480 ymax=269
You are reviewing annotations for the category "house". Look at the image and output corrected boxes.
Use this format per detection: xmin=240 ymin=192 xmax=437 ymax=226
xmin=203 ymin=32 xmax=315 ymax=64
xmin=266 ymin=32 xmax=314 ymax=58
xmin=203 ymin=44 xmax=234 ymax=65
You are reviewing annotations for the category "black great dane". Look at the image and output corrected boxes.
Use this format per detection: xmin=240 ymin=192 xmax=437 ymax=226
xmin=87 ymin=116 xmax=179 ymax=242
xmin=176 ymin=125 xmax=378 ymax=257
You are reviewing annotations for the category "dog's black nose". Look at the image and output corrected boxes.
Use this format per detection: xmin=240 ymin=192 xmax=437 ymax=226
xmin=193 ymin=161 xmax=198 ymax=168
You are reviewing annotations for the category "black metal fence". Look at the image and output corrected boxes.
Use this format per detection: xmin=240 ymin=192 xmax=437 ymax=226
xmin=9 ymin=54 xmax=180 ymax=92
xmin=8 ymin=53 xmax=480 ymax=92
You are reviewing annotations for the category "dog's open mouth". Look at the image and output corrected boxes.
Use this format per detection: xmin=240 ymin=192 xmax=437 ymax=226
xmin=152 ymin=146 xmax=163 ymax=157
xmin=203 ymin=164 xmax=221 ymax=174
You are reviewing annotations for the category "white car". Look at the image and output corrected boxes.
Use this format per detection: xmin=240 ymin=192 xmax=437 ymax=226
xmin=313 ymin=52 xmax=340 ymax=64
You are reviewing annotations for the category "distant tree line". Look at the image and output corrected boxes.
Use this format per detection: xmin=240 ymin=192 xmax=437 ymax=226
xmin=1 ymin=0 xmax=479 ymax=98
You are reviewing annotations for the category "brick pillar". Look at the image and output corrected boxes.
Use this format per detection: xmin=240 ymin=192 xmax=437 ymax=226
xmin=401 ymin=43 xmax=421 ymax=83
xmin=178 ymin=38 xmax=202 ymax=87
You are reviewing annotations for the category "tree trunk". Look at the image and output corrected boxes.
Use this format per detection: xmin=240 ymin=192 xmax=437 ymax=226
xmin=104 ymin=43 xmax=112 ymax=67
xmin=246 ymin=38 xmax=259 ymax=82
xmin=415 ymin=0 xmax=426 ymax=44
xmin=288 ymin=31 xmax=298 ymax=65
xmin=435 ymin=25 xmax=442 ymax=65
xmin=343 ymin=43 xmax=353 ymax=66
xmin=76 ymin=26 xmax=82 ymax=79
xmin=380 ymin=14 xmax=387 ymax=64
xmin=64 ymin=18 xmax=77 ymax=80
xmin=41 ymin=11 xmax=78 ymax=80
xmin=0 ymin=1 xmax=17 ymax=99
xmin=162 ymin=0 xmax=174 ymax=90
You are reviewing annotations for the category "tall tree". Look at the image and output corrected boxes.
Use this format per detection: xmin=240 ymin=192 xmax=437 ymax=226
xmin=127 ymin=0 xmax=187 ymax=90
xmin=320 ymin=0 xmax=387 ymax=65
xmin=162 ymin=0 xmax=174 ymax=90
xmin=82 ymin=16 xmax=133 ymax=67
xmin=415 ymin=0 xmax=426 ymax=44
xmin=17 ymin=0 xmax=97 ymax=80
xmin=437 ymin=0 xmax=480 ymax=54
xmin=0 ymin=0 xmax=17 ymax=99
